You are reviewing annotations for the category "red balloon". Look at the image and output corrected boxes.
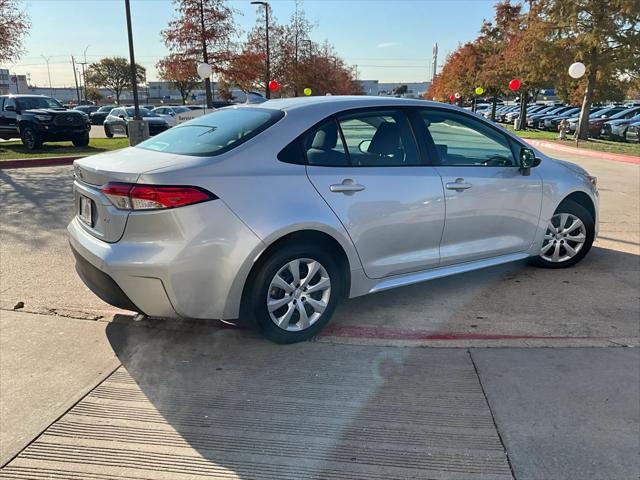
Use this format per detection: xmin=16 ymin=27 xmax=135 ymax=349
xmin=509 ymin=78 xmax=521 ymax=91
xmin=268 ymin=80 xmax=280 ymax=92
xmin=449 ymin=94 xmax=456 ymax=102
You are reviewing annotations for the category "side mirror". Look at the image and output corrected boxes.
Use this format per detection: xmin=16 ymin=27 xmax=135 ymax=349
xmin=519 ymin=147 xmax=540 ymax=175
xmin=358 ymin=140 xmax=371 ymax=153
xmin=5 ymin=105 xmax=16 ymax=112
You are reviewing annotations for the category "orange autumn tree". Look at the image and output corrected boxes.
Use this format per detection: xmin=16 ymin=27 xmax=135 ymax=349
xmin=156 ymin=54 xmax=202 ymax=104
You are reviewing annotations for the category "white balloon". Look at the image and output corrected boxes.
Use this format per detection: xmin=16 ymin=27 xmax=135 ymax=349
xmin=197 ymin=63 xmax=212 ymax=80
xmin=568 ymin=62 xmax=586 ymax=79
xmin=454 ymin=92 xmax=461 ymax=99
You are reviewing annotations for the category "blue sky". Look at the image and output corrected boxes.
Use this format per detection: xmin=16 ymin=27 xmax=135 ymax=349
xmin=9 ymin=0 xmax=499 ymax=87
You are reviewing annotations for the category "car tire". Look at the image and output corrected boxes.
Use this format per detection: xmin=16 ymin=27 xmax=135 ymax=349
xmin=244 ymin=244 xmax=342 ymax=344
xmin=104 ymin=125 xmax=114 ymax=138
xmin=533 ymin=200 xmax=595 ymax=269
xmin=20 ymin=127 xmax=42 ymax=150
xmin=72 ymin=132 xmax=90 ymax=147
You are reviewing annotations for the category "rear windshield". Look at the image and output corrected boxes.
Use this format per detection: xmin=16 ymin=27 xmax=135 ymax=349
xmin=136 ymin=107 xmax=284 ymax=156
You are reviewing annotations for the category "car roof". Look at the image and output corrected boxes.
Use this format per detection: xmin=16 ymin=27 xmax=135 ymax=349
xmin=0 ymin=94 xmax=53 ymax=98
xmin=257 ymin=95 xmax=440 ymax=112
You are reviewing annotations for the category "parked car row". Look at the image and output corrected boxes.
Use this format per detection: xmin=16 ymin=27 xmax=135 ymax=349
xmin=483 ymin=102 xmax=640 ymax=143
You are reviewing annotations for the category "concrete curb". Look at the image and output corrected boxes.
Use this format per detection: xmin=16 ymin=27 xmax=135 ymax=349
xmin=525 ymin=139 xmax=640 ymax=165
xmin=0 ymin=155 xmax=84 ymax=170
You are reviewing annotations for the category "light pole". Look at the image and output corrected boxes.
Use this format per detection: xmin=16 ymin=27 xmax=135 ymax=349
xmin=251 ymin=1 xmax=270 ymax=99
xmin=80 ymin=45 xmax=90 ymax=103
xmin=41 ymin=55 xmax=53 ymax=97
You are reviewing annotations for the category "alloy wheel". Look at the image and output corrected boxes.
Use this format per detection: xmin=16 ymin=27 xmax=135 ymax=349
xmin=267 ymin=258 xmax=331 ymax=332
xmin=539 ymin=213 xmax=587 ymax=263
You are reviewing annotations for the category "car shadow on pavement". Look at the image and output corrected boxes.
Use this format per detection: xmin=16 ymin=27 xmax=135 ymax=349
xmin=96 ymin=322 xmax=513 ymax=479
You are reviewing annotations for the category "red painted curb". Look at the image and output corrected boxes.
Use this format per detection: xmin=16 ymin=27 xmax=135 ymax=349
xmin=321 ymin=325 xmax=599 ymax=341
xmin=525 ymin=139 xmax=640 ymax=165
xmin=0 ymin=155 xmax=84 ymax=170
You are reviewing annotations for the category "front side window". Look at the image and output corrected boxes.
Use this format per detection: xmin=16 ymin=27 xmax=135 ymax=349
xmin=420 ymin=110 xmax=516 ymax=167
xmin=137 ymin=107 xmax=284 ymax=156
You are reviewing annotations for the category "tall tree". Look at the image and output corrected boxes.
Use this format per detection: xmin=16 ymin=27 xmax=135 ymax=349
xmin=162 ymin=0 xmax=237 ymax=108
xmin=156 ymin=54 xmax=201 ymax=104
xmin=537 ymin=0 xmax=640 ymax=139
xmin=476 ymin=1 xmax=523 ymax=121
xmin=0 ymin=0 xmax=30 ymax=63
xmin=85 ymin=57 xmax=146 ymax=104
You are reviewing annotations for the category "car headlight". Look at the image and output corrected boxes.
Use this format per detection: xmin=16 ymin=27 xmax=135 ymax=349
xmin=586 ymin=175 xmax=597 ymax=189
xmin=34 ymin=114 xmax=53 ymax=122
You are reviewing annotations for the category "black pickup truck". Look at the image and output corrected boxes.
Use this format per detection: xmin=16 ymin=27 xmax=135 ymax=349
xmin=0 ymin=95 xmax=91 ymax=150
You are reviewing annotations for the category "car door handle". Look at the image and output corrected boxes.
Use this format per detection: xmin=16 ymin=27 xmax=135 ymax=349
xmin=330 ymin=179 xmax=365 ymax=194
xmin=445 ymin=179 xmax=473 ymax=191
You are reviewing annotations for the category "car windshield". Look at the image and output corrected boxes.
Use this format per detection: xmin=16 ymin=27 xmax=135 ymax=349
xmin=137 ymin=107 xmax=284 ymax=156
xmin=125 ymin=107 xmax=157 ymax=117
xmin=98 ymin=106 xmax=114 ymax=112
xmin=15 ymin=97 xmax=64 ymax=110
xmin=174 ymin=107 xmax=190 ymax=113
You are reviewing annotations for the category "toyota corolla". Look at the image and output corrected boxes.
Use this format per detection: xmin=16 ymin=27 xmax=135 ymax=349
xmin=68 ymin=96 xmax=598 ymax=343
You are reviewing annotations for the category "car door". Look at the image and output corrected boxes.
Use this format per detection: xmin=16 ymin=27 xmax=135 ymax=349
xmin=0 ymin=97 xmax=19 ymax=138
xmin=416 ymin=108 xmax=543 ymax=266
xmin=305 ymin=108 xmax=445 ymax=279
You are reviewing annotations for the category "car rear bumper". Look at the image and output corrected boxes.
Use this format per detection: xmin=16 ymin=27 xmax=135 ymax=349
xmin=71 ymin=244 xmax=142 ymax=313
xmin=67 ymin=199 xmax=266 ymax=320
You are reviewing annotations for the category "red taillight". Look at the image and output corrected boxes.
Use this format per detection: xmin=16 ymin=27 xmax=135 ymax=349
xmin=101 ymin=182 xmax=216 ymax=210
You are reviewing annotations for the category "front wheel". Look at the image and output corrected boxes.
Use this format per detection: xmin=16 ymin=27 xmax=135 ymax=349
xmin=104 ymin=124 xmax=114 ymax=138
xmin=533 ymin=200 xmax=595 ymax=269
xmin=245 ymin=245 xmax=342 ymax=344
xmin=72 ymin=132 xmax=90 ymax=147
xmin=21 ymin=127 xmax=42 ymax=150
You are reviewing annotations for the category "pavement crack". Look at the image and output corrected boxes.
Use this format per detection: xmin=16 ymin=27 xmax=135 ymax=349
xmin=468 ymin=349 xmax=518 ymax=480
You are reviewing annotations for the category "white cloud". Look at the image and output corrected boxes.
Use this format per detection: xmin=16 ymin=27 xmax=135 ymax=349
xmin=377 ymin=42 xmax=401 ymax=49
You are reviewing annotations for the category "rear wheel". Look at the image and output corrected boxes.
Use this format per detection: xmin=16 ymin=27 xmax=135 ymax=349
xmin=533 ymin=200 xmax=594 ymax=269
xmin=21 ymin=127 xmax=42 ymax=150
xmin=72 ymin=132 xmax=90 ymax=147
xmin=245 ymin=244 xmax=342 ymax=343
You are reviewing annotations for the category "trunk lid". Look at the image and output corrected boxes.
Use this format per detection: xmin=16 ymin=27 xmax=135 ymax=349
xmin=72 ymin=147 xmax=198 ymax=242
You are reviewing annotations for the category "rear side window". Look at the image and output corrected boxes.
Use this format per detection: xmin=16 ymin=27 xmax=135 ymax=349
xmin=137 ymin=107 xmax=284 ymax=156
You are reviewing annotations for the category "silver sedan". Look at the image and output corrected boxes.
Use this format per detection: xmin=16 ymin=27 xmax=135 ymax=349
xmin=68 ymin=96 xmax=599 ymax=343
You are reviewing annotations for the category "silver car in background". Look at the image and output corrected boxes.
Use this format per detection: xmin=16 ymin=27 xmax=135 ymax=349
xmin=69 ymin=97 xmax=598 ymax=343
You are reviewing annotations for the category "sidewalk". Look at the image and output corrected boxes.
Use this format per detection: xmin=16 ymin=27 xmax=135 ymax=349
xmin=1 ymin=310 xmax=638 ymax=479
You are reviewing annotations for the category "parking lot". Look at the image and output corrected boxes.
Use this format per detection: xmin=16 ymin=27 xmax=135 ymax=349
xmin=1 ymin=146 xmax=639 ymax=478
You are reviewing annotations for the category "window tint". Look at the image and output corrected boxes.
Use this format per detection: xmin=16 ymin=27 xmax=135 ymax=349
xmin=338 ymin=110 xmax=420 ymax=166
xmin=303 ymin=119 xmax=348 ymax=166
xmin=420 ymin=110 xmax=516 ymax=167
xmin=137 ymin=107 xmax=284 ymax=156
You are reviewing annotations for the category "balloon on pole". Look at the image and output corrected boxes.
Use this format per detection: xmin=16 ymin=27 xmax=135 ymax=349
xmin=268 ymin=80 xmax=280 ymax=92
xmin=196 ymin=63 xmax=212 ymax=80
xmin=568 ymin=62 xmax=586 ymax=79
xmin=449 ymin=94 xmax=456 ymax=103
xmin=303 ymin=87 xmax=312 ymax=96
xmin=508 ymin=78 xmax=521 ymax=92
xmin=475 ymin=86 xmax=484 ymax=96
xmin=454 ymin=92 xmax=461 ymax=99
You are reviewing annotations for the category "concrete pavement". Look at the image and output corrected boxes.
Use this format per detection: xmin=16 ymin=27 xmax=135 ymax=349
xmin=0 ymin=310 xmax=123 ymax=465
xmin=472 ymin=348 xmax=640 ymax=480
xmin=1 ymin=310 xmax=638 ymax=479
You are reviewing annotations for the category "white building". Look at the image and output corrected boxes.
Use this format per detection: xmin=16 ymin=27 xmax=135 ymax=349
xmin=0 ymin=69 xmax=29 ymax=95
